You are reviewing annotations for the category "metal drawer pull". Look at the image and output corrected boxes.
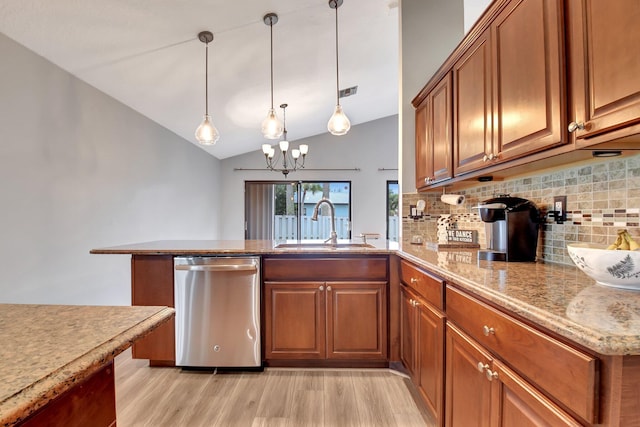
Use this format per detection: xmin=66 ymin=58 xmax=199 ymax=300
xmin=568 ymin=121 xmax=585 ymax=133
xmin=483 ymin=325 xmax=495 ymax=336
xmin=477 ymin=362 xmax=489 ymax=373
xmin=319 ymin=285 xmax=324 ymax=291
xmin=410 ymin=277 xmax=418 ymax=284
xmin=327 ymin=286 xmax=332 ymax=291
xmin=485 ymin=369 xmax=499 ymax=381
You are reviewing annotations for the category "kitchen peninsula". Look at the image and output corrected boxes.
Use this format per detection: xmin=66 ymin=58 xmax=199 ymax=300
xmin=0 ymin=304 xmax=174 ymax=426
xmin=91 ymin=240 xmax=640 ymax=426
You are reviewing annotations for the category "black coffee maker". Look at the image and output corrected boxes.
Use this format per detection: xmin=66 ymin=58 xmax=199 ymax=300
xmin=476 ymin=195 xmax=540 ymax=262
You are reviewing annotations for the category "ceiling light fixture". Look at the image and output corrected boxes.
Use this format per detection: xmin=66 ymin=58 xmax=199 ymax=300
xmin=194 ymin=31 xmax=220 ymax=145
xmin=327 ymin=0 xmax=351 ymax=136
xmin=261 ymin=13 xmax=284 ymax=140
xmin=262 ymin=104 xmax=309 ymax=177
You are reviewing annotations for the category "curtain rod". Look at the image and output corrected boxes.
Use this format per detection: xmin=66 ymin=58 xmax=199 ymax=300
xmin=233 ymin=168 xmax=361 ymax=172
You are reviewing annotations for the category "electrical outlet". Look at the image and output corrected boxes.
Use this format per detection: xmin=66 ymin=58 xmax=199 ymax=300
xmin=553 ymin=195 xmax=567 ymax=224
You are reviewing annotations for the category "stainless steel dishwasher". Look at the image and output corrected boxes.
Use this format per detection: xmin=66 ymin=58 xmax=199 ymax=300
xmin=174 ymin=256 xmax=261 ymax=368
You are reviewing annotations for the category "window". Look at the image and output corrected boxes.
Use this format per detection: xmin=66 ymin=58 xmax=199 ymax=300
xmin=245 ymin=181 xmax=351 ymax=240
xmin=387 ymin=181 xmax=399 ymax=242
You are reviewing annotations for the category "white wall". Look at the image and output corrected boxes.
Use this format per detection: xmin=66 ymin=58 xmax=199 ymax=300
xmin=464 ymin=0 xmax=493 ymax=34
xmin=219 ymin=116 xmax=399 ymax=240
xmin=399 ymin=0 xmax=464 ymax=192
xmin=0 ymin=34 xmax=221 ymax=305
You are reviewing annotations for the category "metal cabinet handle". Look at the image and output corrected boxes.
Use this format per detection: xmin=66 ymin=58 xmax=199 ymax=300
xmin=568 ymin=121 xmax=586 ymax=133
xmin=410 ymin=277 xmax=418 ymax=284
xmin=482 ymin=325 xmax=495 ymax=336
xmin=319 ymin=285 xmax=324 ymax=291
xmin=477 ymin=362 xmax=489 ymax=373
xmin=483 ymin=154 xmax=489 ymax=162
xmin=327 ymin=286 xmax=332 ymax=291
xmin=485 ymin=369 xmax=499 ymax=381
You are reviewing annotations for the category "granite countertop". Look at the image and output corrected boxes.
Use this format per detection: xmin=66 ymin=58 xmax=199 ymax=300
xmin=90 ymin=239 xmax=640 ymax=356
xmin=0 ymin=304 xmax=174 ymax=426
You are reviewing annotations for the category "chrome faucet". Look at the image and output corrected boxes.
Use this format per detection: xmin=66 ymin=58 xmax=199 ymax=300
xmin=311 ymin=198 xmax=337 ymax=246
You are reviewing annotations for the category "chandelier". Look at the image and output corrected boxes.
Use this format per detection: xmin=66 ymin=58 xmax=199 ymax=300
xmin=261 ymin=104 xmax=309 ymax=177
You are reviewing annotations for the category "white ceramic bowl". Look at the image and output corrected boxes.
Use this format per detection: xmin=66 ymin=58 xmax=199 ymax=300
xmin=567 ymin=243 xmax=640 ymax=290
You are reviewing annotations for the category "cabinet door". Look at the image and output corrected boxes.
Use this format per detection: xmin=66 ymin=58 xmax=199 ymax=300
xmin=431 ymin=73 xmax=453 ymax=184
xmin=445 ymin=324 xmax=492 ymax=427
xmin=415 ymin=101 xmax=430 ymax=189
xmin=568 ymin=0 xmax=640 ymax=143
xmin=490 ymin=360 xmax=582 ymax=427
xmin=453 ymin=30 xmax=493 ymax=176
xmin=417 ymin=300 xmax=445 ymax=427
xmin=131 ymin=255 xmax=175 ymax=363
xmin=400 ymin=286 xmax=418 ymax=377
xmin=326 ymin=281 xmax=388 ymax=360
xmin=264 ymin=282 xmax=325 ymax=360
xmin=492 ymin=0 xmax=566 ymax=160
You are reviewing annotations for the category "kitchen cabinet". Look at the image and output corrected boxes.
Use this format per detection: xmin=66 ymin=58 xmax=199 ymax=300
xmin=445 ymin=323 xmax=582 ymax=427
xmin=453 ymin=0 xmax=566 ymax=176
xmin=415 ymin=73 xmax=453 ymax=189
xmin=567 ymin=0 xmax=640 ymax=146
xmin=399 ymin=260 xmax=445 ymax=426
xmin=131 ymin=255 xmax=175 ymax=365
xmin=263 ymin=256 xmax=388 ymax=366
xmin=446 ymin=285 xmax=596 ymax=425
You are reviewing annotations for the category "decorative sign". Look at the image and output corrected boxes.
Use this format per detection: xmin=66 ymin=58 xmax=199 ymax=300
xmin=447 ymin=229 xmax=478 ymax=244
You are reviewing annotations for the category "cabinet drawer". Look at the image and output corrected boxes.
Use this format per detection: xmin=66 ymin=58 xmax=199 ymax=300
xmin=399 ymin=260 xmax=444 ymax=310
xmin=446 ymin=285 xmax=597 ymax=423
xmin=263 ymin=256 xmax=388 ymax=281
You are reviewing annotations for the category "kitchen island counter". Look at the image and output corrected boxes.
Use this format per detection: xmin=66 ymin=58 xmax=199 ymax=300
xmin=91 ymin=239 xmax=640 ymax=356
xmin=0 ymin=304 xmax=174 ymax=426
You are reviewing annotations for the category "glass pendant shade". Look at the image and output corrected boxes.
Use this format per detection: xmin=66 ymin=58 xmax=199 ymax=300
xmin=327 ymin=104 xmax=351 ymax=136
xmin=195 ymin=114 xmax=220 ymax=145
xmin=261 ymin=108 xmax=284 ymax=139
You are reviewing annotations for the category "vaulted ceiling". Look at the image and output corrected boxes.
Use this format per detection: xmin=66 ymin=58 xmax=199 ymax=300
xmin=0 ymin=0 xmax=399 ymax=159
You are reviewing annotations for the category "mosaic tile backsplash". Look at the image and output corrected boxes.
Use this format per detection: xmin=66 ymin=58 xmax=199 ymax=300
xmin=403 ymin=154 xmax=640 ymax=266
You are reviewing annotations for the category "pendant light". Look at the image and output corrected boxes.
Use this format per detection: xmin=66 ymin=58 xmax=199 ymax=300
xmin=195 ymin=31 xmax=220 ymax=145
xmin=327 ymin=0 xmax=351 ymax=136
xmin=261 ymin=13 xmax=284 ymax=140
xmin=262 ymin=104 xmax=309 ymax=177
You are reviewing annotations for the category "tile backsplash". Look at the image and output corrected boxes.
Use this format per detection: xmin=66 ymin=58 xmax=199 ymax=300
xmin=403 ymin=154 xmax=640 ymax=266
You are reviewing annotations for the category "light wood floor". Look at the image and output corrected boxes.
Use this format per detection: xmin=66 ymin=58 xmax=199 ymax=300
xmin=114 ymin=350 xmax=434 ymax=427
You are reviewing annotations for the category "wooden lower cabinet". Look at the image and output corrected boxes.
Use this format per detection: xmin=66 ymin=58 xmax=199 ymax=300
xmin=264 ymin=280 xmax=387 ymax=363
xmin=131 ymin=255 xmax=175 ymax=365
xmin=400 ymin=285 xmax=445 ymax=426
xmin=445 ymin=323 xmax=581 ymax=427
xmin=20 ymin=362 xmax=116 ymax=427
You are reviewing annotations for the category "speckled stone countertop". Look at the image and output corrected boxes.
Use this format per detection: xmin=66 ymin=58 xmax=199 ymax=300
xmin=0 ymin=304 xmax=174 ymax=426
xmin=91 ymin=239 xmax=640 ymax=356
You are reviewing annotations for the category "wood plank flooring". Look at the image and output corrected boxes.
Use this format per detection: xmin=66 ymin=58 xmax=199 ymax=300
xmin=114 ymin=350 xmax=434 ymax=426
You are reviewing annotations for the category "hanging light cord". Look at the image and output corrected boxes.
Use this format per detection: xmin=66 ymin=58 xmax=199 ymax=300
xmin=334 ymin=1 xmax=340 ymax=106
xmin=204 ymin=40 xmax=209 ymax=115
xmin=269 ymin=17 xmax=275 ymax=110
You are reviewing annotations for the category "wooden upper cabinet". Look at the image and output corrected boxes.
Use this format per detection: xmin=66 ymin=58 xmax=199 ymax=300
xmin=416 ymin=73 xmax=453 ymax=189
xmin=454 ymin=0 xmax=566 ymax=176
xmin=568 ymin=0 xmax=640 ymax=144
xmin=431 ymin=74 xmax=453 ymax=184
xmin=415 ymin=102 xmax=430 ymax=189
xmin=453 ymin=30 xmax=493 ymax=176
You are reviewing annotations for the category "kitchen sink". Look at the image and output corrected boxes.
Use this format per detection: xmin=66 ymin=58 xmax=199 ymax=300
xmin=274 ymin=242 xmax=375 ymax=249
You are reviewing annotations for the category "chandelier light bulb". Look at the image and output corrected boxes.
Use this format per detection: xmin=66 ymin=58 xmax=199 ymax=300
xmin=291 ymin=149 xmax=300 ymax=159
xmin=262 ymin=143 xmax=272 ymax=154
xmin=262 ymin=108 xmax=284 ymax=139
xmin=327 ymin=104 xmax=351 ymax=136
xmin=195 ymin=114 xmax=220 ymax=145
xmin=279 ymin=139 xmax=289 ymax=152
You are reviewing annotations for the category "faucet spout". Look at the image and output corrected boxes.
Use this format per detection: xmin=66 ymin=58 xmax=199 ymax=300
xmin=311 ymin=198 xmax=337 ymax=246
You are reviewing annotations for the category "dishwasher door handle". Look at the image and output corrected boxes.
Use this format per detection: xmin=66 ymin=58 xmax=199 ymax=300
xmin=175 ymin=264 xmax=257 ymax=272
